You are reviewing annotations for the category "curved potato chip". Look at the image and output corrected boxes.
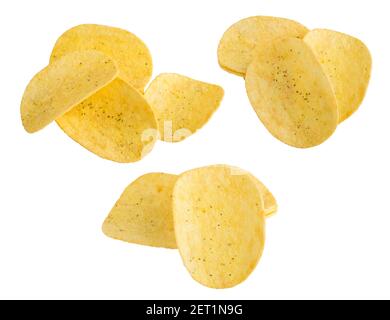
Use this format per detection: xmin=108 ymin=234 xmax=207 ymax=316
xmin=103 ymin=173 xmax=178 ymax=249
xmin=173 ymin=165 xmax=265 ymax=289
xmin=218 ymin=16 xmax=309 ymax=76
xmin=304 ymin=29 xmax=372 ymax=122
xmin=56 ymin=79 xmax=158 ymax=163
xmin=230 ymin=167 xmax=278 ymax=217
xmin=245 ymin=38 xmax=338 ymax=148
xmin=21 ymin=50 xmax=118 ymax=133
xmin=250 ymin=176 xmax=278 ymax=217
xmin=145 ymin=74 xmax=224 ymax=142
xmin=51 ymin=24 xmax=152 ymax=91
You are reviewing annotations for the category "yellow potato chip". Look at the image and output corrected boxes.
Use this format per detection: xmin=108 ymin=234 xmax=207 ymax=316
xmin=103 ymin=173 xmax=178 ymax=249
xmin=56 ymin=79 xmax=158 ymax=163
xmin=173 ymin=165 xmax=265 ymax=288
xmin=304 ymin=29 xmax=372 ymax=122
xmin=230 ymin=167 xmax=278 ymax=217
xmin=218 ymin=16 xmax=309 ymax=76
xmin=51 ymin=24 xmax=152 ymax=91
xmin=245 ymin=38 xmax=338 ymax=148
xmin=21 ymin=50 xmax=118 ymax=133
xmin=144 ymin=74 xmax=224 ymax=142
xmin=250 ymin=176 xmax=278 ymax=217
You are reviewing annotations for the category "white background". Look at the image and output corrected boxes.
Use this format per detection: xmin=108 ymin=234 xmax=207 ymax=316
xmin=0 ymin=0 xmax=389 ymax=300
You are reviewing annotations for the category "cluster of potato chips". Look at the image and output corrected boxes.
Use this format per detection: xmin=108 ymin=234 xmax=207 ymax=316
xmin=218 ymin=16 xmax=372 ymax=148
xmin=21 ymin=24 xmax=224 ymax=162
xmin=20 ymin=19 xmax=371 ymax=289
xmin=103 ymin=165 xmax=277 ymax=288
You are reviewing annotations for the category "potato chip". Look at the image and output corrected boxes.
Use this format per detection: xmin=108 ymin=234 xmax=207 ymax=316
xmin=144 ymin=74 xmax=224 ymax=142
xmin=304 ymin=29 xmax=372 ymax=122
xmin=245 ymin=38 xmax=338 ymax=148
xmin=173 ymin=165 xmax=265 ymax=288
xmin=250 ymin=176 xmax=277 ymax=217
xmin=50 ymin=24 xmax=152 ymax=91
xmin=231 ymin=167 xmax=278 ymax=217
xmin=56 ymin=79 xmax=158 ymax=163
xmin=103 ymin=173 xmax=178 ymax=249
xmin=21 ymin=50 xmax=118 ymax=133
xmin=218 ymin=16 xmax=309 ymax=76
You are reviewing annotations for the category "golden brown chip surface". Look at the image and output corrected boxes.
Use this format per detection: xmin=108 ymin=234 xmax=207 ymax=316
xmin=304 ymin=29 xmax=372 ymax=122
xmin=173 ymin=165 xmax=265 ymax=288
xmin=21 ymin=50 xmax=118 ymax=133
xmin=56 ymin=79 xmax=157 ymax=163
xmin=218 ymin=16 xmax=309 ymax=76
xmin=245 ymin=38 xmax=338 ymax=148
xmin=250 ymin=176 xmax=278 ymax=217
xmin=51 ymin=24 xmax=152 ymax=91
xmin=103 ymin=173 xmax=178 ymax=249
xmin=145 ymin=74 xmax=224 ymax=142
